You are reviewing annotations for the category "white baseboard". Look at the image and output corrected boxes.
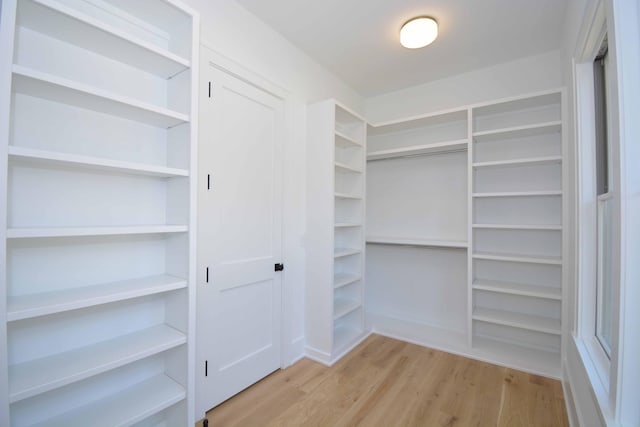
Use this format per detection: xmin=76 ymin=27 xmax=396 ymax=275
xmin=370 ymin=312 xmax=561 ymax=379
xmin=283 ymin=335 xmax=306 ymax=368
xmin=304 ymin=345 xmax=332 ymax=366
xmin=562 ymin=361 xmax=580 ymax=427
xmin=304 ymin=330 xmax=373 ymax=367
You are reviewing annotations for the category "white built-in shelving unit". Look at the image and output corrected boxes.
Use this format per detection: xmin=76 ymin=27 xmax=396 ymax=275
xmin=365 ymin=89 xmax=564 ymax=379
xmin=0 ymin=0 xmax=199 ymax=425
xmin=306 ymin=99 xmax=368 ymax=365
xmin=470 ymin=91 xmax=563 ymax=377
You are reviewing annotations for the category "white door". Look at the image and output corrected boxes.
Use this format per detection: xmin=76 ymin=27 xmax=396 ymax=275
xmin=196 ymin=60 xmax=284 ymax=415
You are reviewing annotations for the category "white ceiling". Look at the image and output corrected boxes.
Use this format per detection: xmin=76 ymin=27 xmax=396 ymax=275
xmin=235 ymin=0 xmax=568 ymax=96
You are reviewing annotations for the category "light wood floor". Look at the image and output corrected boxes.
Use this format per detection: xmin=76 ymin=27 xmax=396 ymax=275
xmin=198 ymin=334 xmax=568 ymax=427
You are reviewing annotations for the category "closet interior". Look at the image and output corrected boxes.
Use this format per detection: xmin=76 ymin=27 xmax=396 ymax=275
xmin=361 ymin=90 xmax=563 ymax=378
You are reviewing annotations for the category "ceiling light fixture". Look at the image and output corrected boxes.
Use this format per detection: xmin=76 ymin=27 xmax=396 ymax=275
xmin=400 ymin=16 xmax=438 ymax=49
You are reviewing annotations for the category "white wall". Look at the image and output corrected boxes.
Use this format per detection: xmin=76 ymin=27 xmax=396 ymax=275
xmin=365 ymin=50 xmax=562 ymax=123
xmin=180 ymin=0 xmax=365 ymax=364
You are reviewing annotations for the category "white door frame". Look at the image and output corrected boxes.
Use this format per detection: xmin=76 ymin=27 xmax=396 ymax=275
xmin=197 ymin=44 xmax=292 ymax=372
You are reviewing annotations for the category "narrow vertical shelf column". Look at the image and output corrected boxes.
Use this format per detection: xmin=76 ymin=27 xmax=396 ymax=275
xmin=306 ymin=99 xmax=368 ymax=365
xmin=470 ymin=90 xmax=564 ymax=378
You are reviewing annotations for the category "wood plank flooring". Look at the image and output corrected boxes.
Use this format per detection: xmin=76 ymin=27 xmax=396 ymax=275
xmin=197 ymin=334 xmax=568 ymax=427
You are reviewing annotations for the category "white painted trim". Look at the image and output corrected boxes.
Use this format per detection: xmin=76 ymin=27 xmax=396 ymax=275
xmin=329 ymin=330 xmax=372 ymax=365
xmin=186 ymin=10 xmax=200 ymax=427
xmin=371 ymin=314 xmax=561 ymax=379
xmin=285 ymin=336 xmax=306 ymax=367
xmin=564 ymin=338 xmax=608 ymax=426
xmin=562 ymin=364 xmax=579 ymax=427
xmin=0 ymin=0 xmax=16 ymax=424
xmin=606 ymin=0 xmax=640 ymax=423
xmin=304 ymin=346 xmax=332 ymax=366
xmin=304 ymin=330 xmax=372 ymax=367
xmin=571 ymin=5 xmax=613 ymax=421
xmin=200 ymin=44 xmax=289 ymax=100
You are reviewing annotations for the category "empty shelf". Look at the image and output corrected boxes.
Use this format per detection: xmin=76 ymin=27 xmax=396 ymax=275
xmin=335 ymin=130 xmax=362 ymax=147
xmin=30 ymin=374 xmax=185 ymax=427
xmin=334 ymin=273 xmax=360 ymax=289
xmin=9 ymin=324 xmax=186 ymax=402
xmin=334 ymin=298 xmax=361 ymax=320
xmin=473 ymin=307 xmax=561 ymax=335
xmin=366 ymin=236 xmax=468 ymax=249
xmin=333 ymin=325 xmax=364 ymax=355
xmin=335 ymin=222 xmax=362 ymax=228
xmin=334 ymin=192 xmax=362 ymax=200
xmin=8 ymin=146 xmax=189 ymax=178
xmin=472 ymin=223 xmax=562 ymax=231
xmin=473 ymin=251 xmax=562 ymax=265
xmin=19 ymin=0 xmax=190 ymax=78
xmin=472 ymin=156 xmax=562 ymax=169
xmin=12 ymin=65 xmax=189 ymax=128
xmin=334 ymin=162 xmax=362 ymax=173
xmin=7 ymin=225 xmax=188 ymax=239
xmin=473 ymin=121 xmax=562 ymax=142
xmin=367 ymin=139 xmax=468 ymax=161
xmin=334 ymin=248 xmax=361 ymax=258
xmin=8 ymin=275 xmax=187 ymax=321
xmin=473 ymin=279 xmax=561 ymax=300
xmin=472 ymin=191 xmax=562 ymax=198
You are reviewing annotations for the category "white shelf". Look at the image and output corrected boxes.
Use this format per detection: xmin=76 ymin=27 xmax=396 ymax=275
xmin=9 ymin=324 xmax=186 ymax=403
xmin=335 ymin=222 xmax=362 ymax=228
xmin=19 ymin=0 xmax=190 ymax=78
xmin=8 ymin=146 xmax=189 ymax=178
xmin=333 ymin=298 xmax=361 ymax=320
xmin=8 ymin=275 xmax=187 ymax=322
xmin=12 ymin=65 xmax=189 ymax=128
xmin=334 ymin=161 xmax=362 ymax=174
xmin=366 ymin=236 xmax=468 ymax=249
xmin=472 ymin=156 xmax=562 ymax=169
xmin=30 ymin=374 xmax=186 ymax=427
xmin=473 ymin=307 xmax=561 ymax=335
xmin=334 ymin=248 xmax=361 ymax=258
xmin=333 ymin=325 xmax=364 ymax=355
xmin=335 ymin=130 xmax=362 ymax=147
xmin=473 ymin=251 xmax=562 ymax=265
xmin=472 ymin=121 xmax=562 ymax=142
xmin=473 ymin=336 xmax=561 ymax=379
xmin=333 ymin=273 xmax=360 ymax=289
xmin=334 ymin=192 xmax=362 ymax=200
xmin=472 ymin=223 xmax=562 ymax=231
xmin=7 ymin=225 xmax=188 ymax=239
xmin=472 ymin=191 xmax=562 ymax=198
xmin=367 ymin=138 xmax=468 ymax=161
xmin=473 ymin=279 xmax=561 ymax=300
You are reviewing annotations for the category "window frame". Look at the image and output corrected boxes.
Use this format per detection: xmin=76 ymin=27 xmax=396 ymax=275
xmin=573 ymin=0 xmax=640 ymax=424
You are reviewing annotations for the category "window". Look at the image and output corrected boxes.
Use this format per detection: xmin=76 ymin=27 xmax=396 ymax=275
xmin=593 ymin=43 xmax=613 ymax=357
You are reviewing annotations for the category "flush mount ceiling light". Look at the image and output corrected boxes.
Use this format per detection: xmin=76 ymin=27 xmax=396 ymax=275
xmin=400 ymin=16 xmax=438 ymax=49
